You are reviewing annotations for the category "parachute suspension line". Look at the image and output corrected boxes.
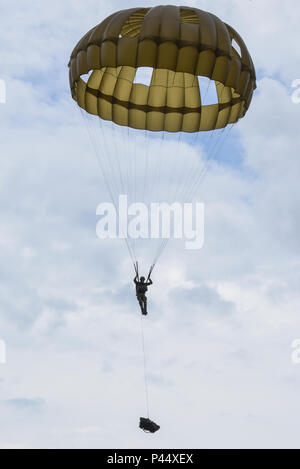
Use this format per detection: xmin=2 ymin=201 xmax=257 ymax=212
xmin=147 ymin=263 xmax=155 ymax=281
xmin=142 ymin=129 xmax=149 ymax=204
xmin=97 ymin=120 xmax=118 ymax=195
xmin=165 ymin=73 xmax=184 ymax=208
xmin=150 ymin=130 xmax=181 ymax=266
xmin=198 ymin=124 xmax=235 ymax=184
xmin=152 ymin=129 xmax=183 ymax=263
xmin=181 ymin=129 xmax=229 ymax=212
xmin=170 ymin=131 xmax=183 ymax=203
xmin=132 ymin=125 xmax=138 ymax=261
xmin=97 ymin=118 xmax=137 ymax=266
xmin=153 ymin=236 xmax=167 ymax=266
xmin=138 ymin=127 xmax=144 ymax=263
xmin=149 ymin=130 xmax=166 ymax=266
xmin=146 ymin=129 xmax=155 ymax=268
xmin=150 ymin=76 xmax=217 ymax=264
xmin=81 ymin=83 xmax=234 ymax=270
xmin=111 ymin=121 xmax=126 ymax=196
xmin=183 ymin=124 xmax=235 ymax=204
xmin=178 ymin=128 xmax=222 ymax=205
xmin=150 ymin=129 xmax=169 ymax=264
xmin=171 ymin=75 xmax=212 ymax=203
xmin=106 ymin=122 xmax=136 ymax=264
xmin=179 ymin=129 xmax=224 ymax=205
xmin=168 ymin=130 xmax=185 ymax=244
xmin=154 ymin=131 xmax=165 ymax=205
xmin=80 ymin=111 xmax=125 ymax=233
xmin=170 ymin=125 xmax=202 ymax=210
xmin=153 ymin=124 xmax=234 ymax=264
xmin=179 ymin=126 xmax=225 ymax=204
xmin=80 ymin=109 xmax=136 ymax=268
xmin=140 ymin=314 xmax=150 ymax=419
xmin=151 ymin=127 xmax=203 ymax=265
xmin=157 ymin=130 xmax=165 ymax=195
xmin=171 ymin=131 xmax=202 ymax=205
xmin=134 ymin=261 xmax=139 ymax=281
xmin=124 ymin=125 xmax=131 ymax=211
xmin=120 ymin=126 xmax=138 ymax=267
xmin=173 ymin=129 xmax=197 ymax=204
xmin=127 ymin=125 xmax=131 ymax=199
xmin=177 ymin=131 xmax=218 ymax=202
xmin=141 ymin=128 xmax=149 ymax=261
xmin=126 ymin=124 xmax=136 ymax=262
xmin=97 ymin=118 xmax=120 ymax=203
xmin=79 ymin=109 xmax=116 ymax=207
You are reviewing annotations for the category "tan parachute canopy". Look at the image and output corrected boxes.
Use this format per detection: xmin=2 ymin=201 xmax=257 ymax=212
xmin=69 ymin=5 xmax=256 ymax=132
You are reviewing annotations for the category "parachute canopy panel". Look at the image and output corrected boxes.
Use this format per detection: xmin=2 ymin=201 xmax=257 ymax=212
xmin=69 ymin=5 xmax=256 ymax=132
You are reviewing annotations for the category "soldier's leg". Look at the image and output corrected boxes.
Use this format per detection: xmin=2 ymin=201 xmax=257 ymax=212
xmin=138 ymin=298 xmax=143 ymax=313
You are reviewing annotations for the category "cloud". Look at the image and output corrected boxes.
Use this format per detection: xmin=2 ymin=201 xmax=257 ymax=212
xmin=5 ymin=398 xmax=45 ymax=411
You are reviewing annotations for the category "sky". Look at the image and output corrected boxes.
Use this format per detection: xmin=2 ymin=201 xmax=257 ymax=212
xmin=0 ymin=0 xmax=300 ymax=449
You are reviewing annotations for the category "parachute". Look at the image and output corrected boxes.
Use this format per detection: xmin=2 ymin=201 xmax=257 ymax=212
xmin=69 ymin=6 xmax=256 ymax=131
xmin=68 ymin=5 xmax=256 ymax=272
xmin=68 ymin=5 xmax=256 ymax=429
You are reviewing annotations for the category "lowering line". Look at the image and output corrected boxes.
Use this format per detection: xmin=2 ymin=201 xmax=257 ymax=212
xmin=140 ymin=313 xmax=150 ymax=419
xmin=136 ymin=262 xmax=155 ymax=419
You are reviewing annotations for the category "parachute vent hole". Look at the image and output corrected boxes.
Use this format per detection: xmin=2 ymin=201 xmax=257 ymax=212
xmin=180 ymin=9 xmax=199 ymax=24
xmin=134 ymin=67 xmax=153 ymax=86
xmin=198 ymin=77 xmax=219 ymax=105
xmin=231 ymin=38 xmax=242 ymax=58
